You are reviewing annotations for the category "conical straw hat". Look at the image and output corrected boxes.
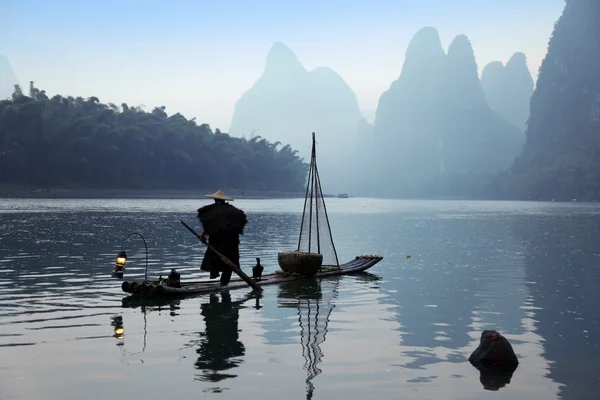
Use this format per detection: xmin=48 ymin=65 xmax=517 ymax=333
xmin=204 ymin=189 xmax=233 ymax=201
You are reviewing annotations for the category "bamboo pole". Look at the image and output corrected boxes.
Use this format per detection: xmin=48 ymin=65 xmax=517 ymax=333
xmin=180 ymin=220 xmax=262 ymax=292
xmin=314 ymin=162 xmax=340 ymax=268
xmin=308 ymin=133 xmax=316 ymax=252
xmin=298 ymin=143 xmax=314 ymax=251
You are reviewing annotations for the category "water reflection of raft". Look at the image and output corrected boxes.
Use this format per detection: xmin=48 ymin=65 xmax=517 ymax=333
xmin=121 ymin=255 xmax=383 ymax=298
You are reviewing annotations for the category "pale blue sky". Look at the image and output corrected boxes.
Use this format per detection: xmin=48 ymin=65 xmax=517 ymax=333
xmin=1 ymin=0 xmax=565 ymax=130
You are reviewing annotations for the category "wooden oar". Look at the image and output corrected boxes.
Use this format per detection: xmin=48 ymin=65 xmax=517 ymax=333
xmin=180 ymin=220 xmax=263 ymax=292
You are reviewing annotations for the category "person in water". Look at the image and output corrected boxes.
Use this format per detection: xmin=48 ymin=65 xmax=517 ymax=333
xmin=197 ymin=189 xmax=247 ymax=286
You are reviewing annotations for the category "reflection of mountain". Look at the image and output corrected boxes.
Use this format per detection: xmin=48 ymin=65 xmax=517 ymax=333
xmin=193 ymin=292 xmax=247 ymax=384
xmin=277 ymin=277 xmax=339 ymax=399
xmin=469 ymin=221 xmax=529 ymax=336
xmin=377 ymin=216 xmax=527 ymax=368
xmin=513 ymin=211 xmax=600 ymax=400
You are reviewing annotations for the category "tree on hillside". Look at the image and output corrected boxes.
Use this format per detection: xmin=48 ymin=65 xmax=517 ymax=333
xmin=507 ymin=0 xmax=600 ymax=201
xmin=0 ymin=83 xmax=308 ymax=191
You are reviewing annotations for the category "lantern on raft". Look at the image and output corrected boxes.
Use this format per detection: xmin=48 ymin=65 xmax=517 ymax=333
xmin=111 ymin=232 xmax=149 ymax=280
xmin=114 ymin=250 xmax=127 ymax=274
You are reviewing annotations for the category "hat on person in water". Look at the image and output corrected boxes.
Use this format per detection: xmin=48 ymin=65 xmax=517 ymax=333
xmin=204 ymin=189 xmax=233 ymax=201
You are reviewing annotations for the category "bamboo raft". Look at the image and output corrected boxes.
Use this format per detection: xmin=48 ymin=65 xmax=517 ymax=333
xmin=121 ymin=255 xmax=382 ymax=298
xmin=118 ymin=132 xmax=384 ymax=299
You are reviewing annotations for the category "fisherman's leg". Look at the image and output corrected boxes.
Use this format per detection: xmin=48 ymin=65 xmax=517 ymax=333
xmin=202 ymin=248 xmax=220 ymax=279
xmin=219 ymin=245 xmax=239 ymax=286
xmin=219 ymin=267 xmax=232 ymax=285
xmin=209 ymin=264 xmax=220 ymax=279
xmin=200 ymin=254 xmax=210 ymax=272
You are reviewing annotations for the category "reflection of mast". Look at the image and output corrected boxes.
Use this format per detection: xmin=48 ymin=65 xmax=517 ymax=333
xmin=299 ymin=297 xmax=323 ymax=399
xmin=295 ymin=278 xmax=340 ymax=399
xmin=279 ymin=275 xmax=380 ymax=398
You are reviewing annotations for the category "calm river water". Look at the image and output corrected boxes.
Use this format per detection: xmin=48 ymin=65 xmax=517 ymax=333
xmin=0 ymin=198 xmax=599 ymax=399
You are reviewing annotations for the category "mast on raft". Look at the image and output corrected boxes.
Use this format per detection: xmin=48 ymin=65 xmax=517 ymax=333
xmin=296 ymin=132 xmax=340 ymax=268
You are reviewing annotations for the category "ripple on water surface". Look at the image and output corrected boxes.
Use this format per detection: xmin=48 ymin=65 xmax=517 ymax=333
xmin=1 ymin=199 xmax=600 ymax=399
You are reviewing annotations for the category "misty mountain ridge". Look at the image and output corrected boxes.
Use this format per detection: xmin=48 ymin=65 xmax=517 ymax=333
xmin=5 ymin=3 xmax=596 ymax=201
xmin=1 ymin=30 xmax=547 ymax=200
xmin=0 ymin=55 xmax=19 ymax=100
xmin=228 ymin=41 xmax=367 ymax=193
xmin=481 ymin=52 xmax=534 ymax=131
xmin=443 ymin=34 xmax=489 ymax=111
xmin=358 ymin=27 xmax=525 ymax=198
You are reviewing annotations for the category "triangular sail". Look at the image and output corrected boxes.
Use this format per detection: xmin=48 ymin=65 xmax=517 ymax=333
xmin=297 ymin=132 xmax=340 ymax=268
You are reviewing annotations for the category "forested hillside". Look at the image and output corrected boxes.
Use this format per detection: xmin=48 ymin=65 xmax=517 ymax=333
xmin=0 ymin=83 xmax=308 ymax=191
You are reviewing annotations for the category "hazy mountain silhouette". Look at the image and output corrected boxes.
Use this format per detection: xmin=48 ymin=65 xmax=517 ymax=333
xmin=0 ymin=55 xmax=19 ymax=100
xmin=359 ymin=27 xmax=523 ymax=198
xmin=440 ymin=35 xmax=523 ymax=176
xmin=361 ymin=108 xmax=376 ymax=124
xmin=505 ymin=0 xmax=600 ymax=201
xmin=481 ymin=53 xmax=534 ymax=131
xmin=228 ymin=42 xmax=366 ymax=193
xmin=367 ymin=26 xmax=447 ymax=194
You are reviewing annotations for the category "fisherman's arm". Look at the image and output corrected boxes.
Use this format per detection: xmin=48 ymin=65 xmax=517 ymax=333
xmin=199 ymin=230 xmax=206 ymax=243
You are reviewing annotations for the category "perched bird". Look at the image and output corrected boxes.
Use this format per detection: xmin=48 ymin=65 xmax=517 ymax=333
xmin=252 ymin=257 xmax=264 ymax=281
xmin=167 ymin=268 xmax=181 ymax=288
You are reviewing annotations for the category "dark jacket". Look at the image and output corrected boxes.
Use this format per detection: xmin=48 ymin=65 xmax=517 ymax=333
xmin=197 ymin=202 xmax=247 ymax=273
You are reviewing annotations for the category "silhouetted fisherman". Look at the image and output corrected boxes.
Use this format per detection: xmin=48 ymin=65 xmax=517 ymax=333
xmin=197 ymin=189 xmax=247 ymax=286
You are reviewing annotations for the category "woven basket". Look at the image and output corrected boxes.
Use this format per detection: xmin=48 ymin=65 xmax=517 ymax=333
xmin=277 ymin=251 xmax=323 ymax=277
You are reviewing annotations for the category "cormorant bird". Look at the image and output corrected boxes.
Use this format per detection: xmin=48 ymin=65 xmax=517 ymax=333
xmin=167 ymin=268 xmax=181 ymax=288
xmin=252 ymin=257 xmax=264 ymax=281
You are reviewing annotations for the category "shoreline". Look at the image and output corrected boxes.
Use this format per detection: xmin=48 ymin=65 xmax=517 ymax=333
xmin=0 ymin=186 xmax=592 ymax=203
xmin=0 ymin=186 xmax=306 ymax=200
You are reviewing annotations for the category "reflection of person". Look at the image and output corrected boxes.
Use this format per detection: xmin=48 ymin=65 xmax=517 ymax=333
xmin=194 ymin=291 xmax=247 ymax=383
xmin=197 ymin=189 xmax=247 ymax=286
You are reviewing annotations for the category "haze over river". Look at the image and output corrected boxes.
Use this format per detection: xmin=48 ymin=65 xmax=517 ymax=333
xmin=1 ymin=198 xmax=598 ymax=399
